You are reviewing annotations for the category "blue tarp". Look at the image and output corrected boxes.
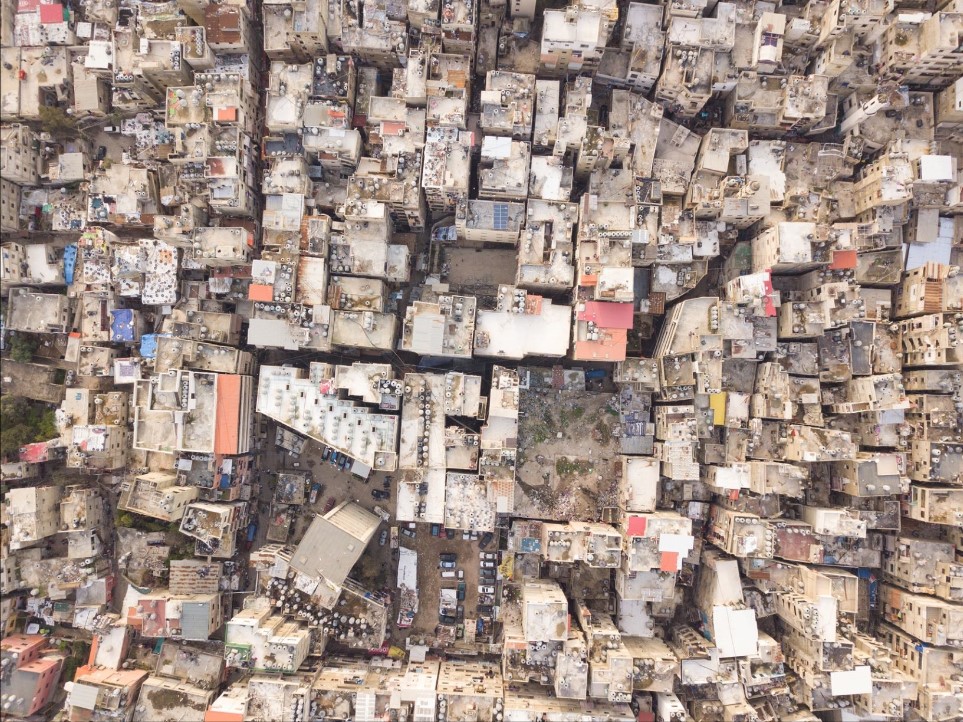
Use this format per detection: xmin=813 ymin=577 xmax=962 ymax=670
xmin=520 ymin=538 xmax=541 ymax=553
xmin=63 ymin=244 xmax=77 ymax=284
xmin=110 ymin=309 xmax=136 ymax=342
xmin=139 ymin=334 xmax=166 ymax=358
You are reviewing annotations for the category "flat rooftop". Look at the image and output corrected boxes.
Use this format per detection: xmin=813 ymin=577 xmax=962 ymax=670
xmin=474 ymin=287 xmax=571 ymax=360
xmin=256 ymin=365 xmax=399 ymax=470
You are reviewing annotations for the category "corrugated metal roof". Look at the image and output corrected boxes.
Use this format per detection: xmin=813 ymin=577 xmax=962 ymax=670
xmin=69 ymin=682 xmax=101 ymax=711
xmin=179 ymin=601 xmax=212 ymax=641
xmin=290 ymin=505 xmax=380 ymax=587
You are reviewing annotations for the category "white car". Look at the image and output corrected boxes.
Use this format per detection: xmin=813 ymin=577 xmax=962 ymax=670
xmin=478 ymin=585 xmax=495 ymax=594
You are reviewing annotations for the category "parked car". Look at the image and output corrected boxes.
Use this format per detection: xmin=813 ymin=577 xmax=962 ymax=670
xmin=479 ymin=532 xmax=494 ymax=548
xmin=243 ymin=521 xmax=257 ymax=551
xmin=322 ymin=447 xmax=332 ymax=461
xmin=439 ymin=560 xmax=456 ymax=570
xmin=323 ymin=497 xmax=337 ymax=514
xmin=440 ymin=552 xmax=457 ymax=563
xmin=479 ymin=552 xmax=496 ymax=561
xmin=383 ymin=476 xmax=392 ymax=489
xmin=95 ymin=146 xmax=107 ymax=161
xmin=445 ymin=529 xmax=455 ymax=540
xmin=481 ymin=560 xmax=496 ymax=569
xmin=339 ymin=455 xmax=350 ymax=471
xmin=441 ymin=571 xmax=456 ymax=579
xmin=329 ymin=452 xmax=341 ymax=467
xmin=379 ymin=529 xmax=388 ymax=546
xmin=401 ymin=527 xmax=416 ymax=539
xmin=462 ymin=531 xmax=471 ymax=540
xmin=309 ymin=482 xmax=323 ymax=505
xmin=431 ymin=524 xmax=441 ymax=537
xmin=457 ymin=570 xmax=464 ymax=579
xmin=480 ymin=569 xmax=496 ymax=580
xmin=478 ymin=585 xmax=495 ymax=595
xmin=371 ymin=489 xmax=389 ymax=500
xmin=457 ymin=582 xmax=466 ymax=601
xmin=439 ymin=614 xmax=457 ymax=625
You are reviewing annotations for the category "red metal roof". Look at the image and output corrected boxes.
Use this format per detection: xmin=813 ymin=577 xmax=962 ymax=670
xmin=19 ymin=441 xmax=50 ymax=464
xmin=762 ymin=273 xmax=776 ymax=317
xmin=578 ymin=301 xmax=634 ymax=329
xmin=626 ymin=516 xmax=647 ymax=537
xmin=38 ymin=3 xmax=64 ymax=23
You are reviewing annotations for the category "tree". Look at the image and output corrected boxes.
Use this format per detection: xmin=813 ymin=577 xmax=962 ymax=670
xmin=7 ymin=333 xmax=37 ymax=363
xmin=38 ymin=105 xmax=77 ymax=136
xmin=0 ymin=396 xmax=58 ymax=459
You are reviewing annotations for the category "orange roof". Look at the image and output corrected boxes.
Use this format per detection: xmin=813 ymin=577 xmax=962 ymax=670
xmin=20 ymin=656 xmax=61 ymax=674
xmin=214 ymin=375 xmax=241 ymax=455
xmin=381 ymin=121 xmax=406 ymax=136
xmin=524 ymin=295 xmax=543 ymax=315
xmin=580 ymin=274 xmax=599 ymax=286
xmin=247 ymin=284 xmax=274 ymax=301
xmin=1 ymin=634 xmax=46 ymax=653
xmin=125 ymin=606 xmax=143 ymax=628
xmin=215 ymin=107 xmax=238 ymax=122
xmin=86 ymin=635 xmax=99 ymax=666
xmin=829 ymin=249 xmax=858 ymax=270
xmin=205 ymin=712 xmax=245 ymax=722
xmin=659 ymin=551 xmax=679 ymax=572
xmin=76 ymin=668 xmax=148 ymax=687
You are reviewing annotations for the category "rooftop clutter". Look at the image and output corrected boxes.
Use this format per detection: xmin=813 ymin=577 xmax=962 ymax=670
xmin=0 ymin=0 xmax=962 ymax=720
